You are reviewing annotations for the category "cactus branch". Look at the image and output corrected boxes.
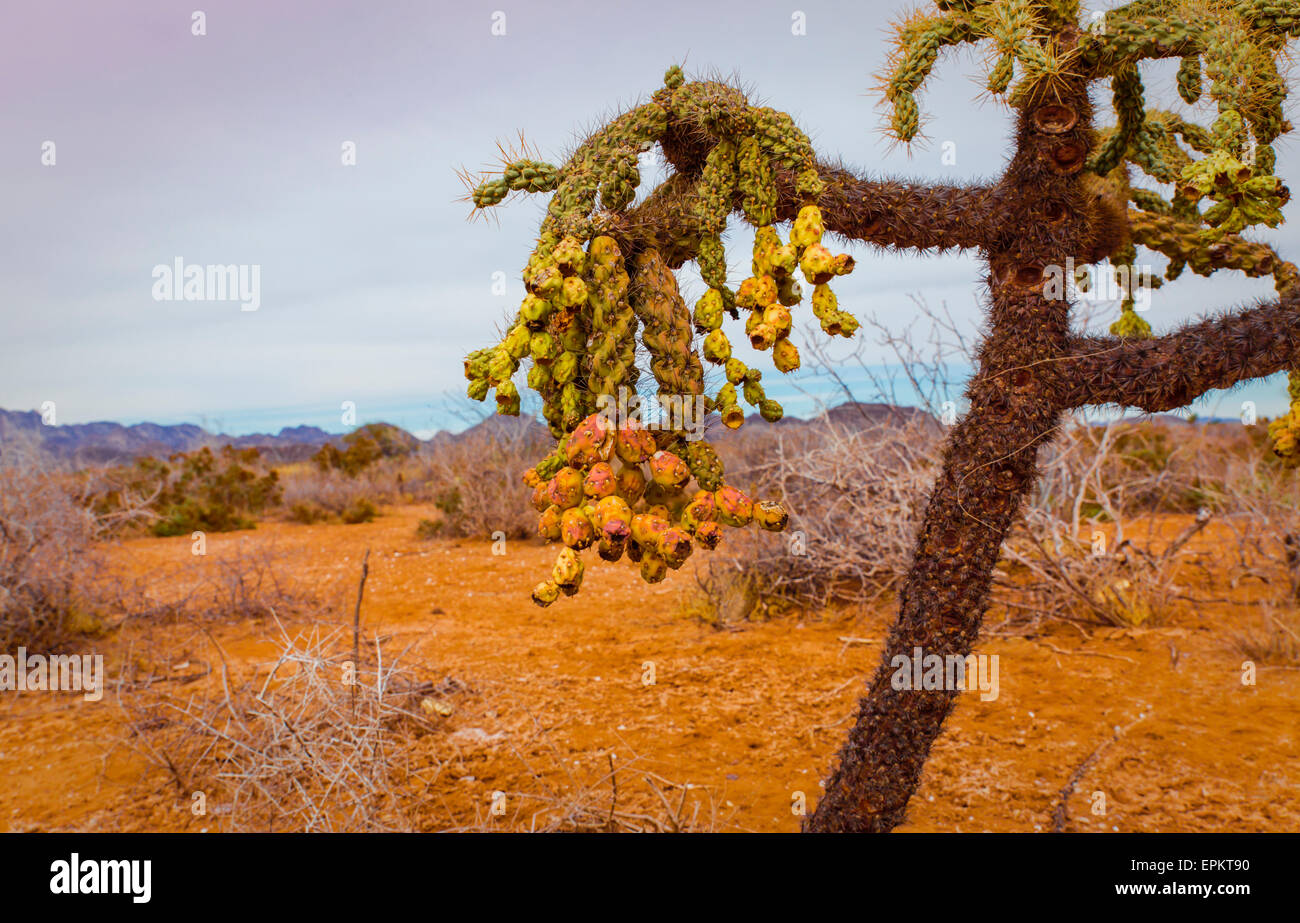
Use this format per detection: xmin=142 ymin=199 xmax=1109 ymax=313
xmin=1059 ymin=293 xmax=1300 ymax=413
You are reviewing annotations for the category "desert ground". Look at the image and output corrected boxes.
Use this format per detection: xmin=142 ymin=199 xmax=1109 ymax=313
xmin=2 ymin=504 xmax=1296 ymax=833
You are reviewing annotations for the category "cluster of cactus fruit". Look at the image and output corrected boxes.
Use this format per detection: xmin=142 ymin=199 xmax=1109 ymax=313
xmin=521 ymin=411 xmax=788 ymax=606
xmin=462 ymin=65 xmax=862 ymax=604
xmin=882 ymin=0 xmax=1300 ymax=456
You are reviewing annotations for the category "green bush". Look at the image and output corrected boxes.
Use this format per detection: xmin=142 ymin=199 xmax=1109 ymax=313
xmin=341 ymin=497 xmax=378 ymax=524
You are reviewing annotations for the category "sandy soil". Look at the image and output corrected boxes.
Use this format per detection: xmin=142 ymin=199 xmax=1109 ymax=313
xmin=1 ymin=506 xmax=1297 ymax=832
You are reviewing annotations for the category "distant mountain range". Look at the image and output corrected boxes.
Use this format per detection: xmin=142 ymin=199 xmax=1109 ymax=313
xmin=0 ymin=409 xmax=340 ymax=466
xmin=1 ymin=401 xmax=946 ymax=467
xmin=1 ymin=400 xmax=1233 ymax=468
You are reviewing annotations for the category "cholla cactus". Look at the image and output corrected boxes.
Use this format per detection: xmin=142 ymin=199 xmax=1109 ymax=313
xmin=458 ymin=0 xmax=1300 ymax=833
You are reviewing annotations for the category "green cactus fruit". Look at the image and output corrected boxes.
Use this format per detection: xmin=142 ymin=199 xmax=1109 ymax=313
xmin=721 ymin=403 xmax=746 ymax=429
xmin=537 ymin=505 xmax=563 ymax=541
xmin=527 ymin=363 xmax=552 ymax=391
xmin=753 ymin=499 xmax=790 ymax=531
xmin=561 ymin=507 xmax=596 ymax=549
xmin=495 ymin=380 xmax=521 ymax=415
xmin=558 ymin=324 xmax=587 ymax=354
xmin=658 ymin=527 xmax=693 ymax=569
xmin=685 ymin=443 xmax=724 ymax=492
xmin=694 ymin=288 xmax=726 ymax=332
xmin=530 ymin=331 xmax=559 ymax=364
xmin=467 ymin=378 xmax=490 ymax=402
xmin=772 ymin=337 xmax=800 ymax=373
xmin=714 ymin=486 xmax=754 ymax=527
xmin=527 ymin=264 xmax=563 ymax=299
xmin=553 ymin=235 xmax=586 ymax=276
xmin=552 ymin=547 xmax=584 ymax=594
xmin=759 ymin=399 xmax=784 ymax=422
xmin=836 ymin=311 xmax=860 ymax=337
xmin=725 ymin=359 xmax=747 ymax=385
xmin=546 ymin=467 xmax=585 ymax=510
xmin=559 ymin=275 xmax=589 ymax=309
xmin=551 ymin=350 xmax=579 ymax=385
xmin=811 ymin=282 xmax=837 ymax=318
xmin=752 ymin=226 xmax=780 ymax=276
xmin=703 ymin=329 xmax=732 ymax=364
xmin=488 ymin=348 xmax=516 ymax=385
xmin=583 ymin=462 xmax=617 ymax=499
xmin=464 ymin=348 xmax=491 ymax=381
xmin=587 ymin=235 xmax=621 ymax=276
xmin=616 ymin=463 xmax=647 ymax=503
xmin=505 ymin=323 xmax=532 ymax=359
xmin=694 ymin=520 xmax=723 ymax=550
xmin=520 ymin=294 xmax=552 ymax=329
xmin=649 ymin=451 xmax=691 ymax=488
xmin=771 ymin=244 xmax=798 ymax=280
xmin=531 ymin=580 xmax=560 ymax=607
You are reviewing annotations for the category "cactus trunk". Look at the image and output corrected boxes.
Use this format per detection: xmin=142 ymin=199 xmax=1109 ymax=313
xmin=807 ymin=70 xmax=1092 ymax=832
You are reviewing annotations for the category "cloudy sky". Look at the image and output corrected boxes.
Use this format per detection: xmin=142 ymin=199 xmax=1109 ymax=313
xmin=2 ymin=0 xmax=1297 ymax=438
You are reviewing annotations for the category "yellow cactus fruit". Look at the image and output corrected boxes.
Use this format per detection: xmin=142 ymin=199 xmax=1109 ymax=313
xmin=791 ymin=204 xmax=825 ymax=251
xmin=772 ymin=337 xmax=800 ymax=373
xmin=753 ymin=499 xmax=790 ymax=532
xmin=714 ymin=485 xmax=754 ymax=527
xmin=694 ymin=520 xmax=723 ymax=550
xmin=763 ymin=304 xmax=792 ymax=338
xmin=552 ymin=547 xmax=584 ymax=593
xmin=640 ymin=553 xmax=669 ymax=584
xmin=531 ymin=580 xmax=561 ymax=607
xmin=537 ymin=505 xmax=562 ymax=541
xmin=649 ymin=450 xmax=691 ymax=488
xmin=546 ymin=467 xmax=585 ymax=509
xmin=561 ymin=507 xmax=596 ymax=549
xmin=703 ymin=328 xmax=732 ymax=364
xmin=658 ymin=527 xmax=694 ymax=569
xmin=615 ymin=463 xmax=647 ymax=503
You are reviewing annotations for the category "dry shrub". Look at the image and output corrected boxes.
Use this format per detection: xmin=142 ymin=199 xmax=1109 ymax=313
xmin=689 ymin=416 xmax=940 ymax=623
xmin=136 ymin=541 xmax=317 ymax=624
xmin=411 ymin=420 xmax=551 ymax=540
xmin=1228 ymin=606 xmax=1300 ymax=665
xmin=277 ymin=417 xmax=545 ymax=539
xmin=992 ymin=419 xmax=1203 ymax=628
xmin=277 ymin=464 xmax=390 ymax=521
xmin=0 ymin=451 xmax=155 ymax=648
xmin=123 ymin=620 xmax=447 ymax=832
